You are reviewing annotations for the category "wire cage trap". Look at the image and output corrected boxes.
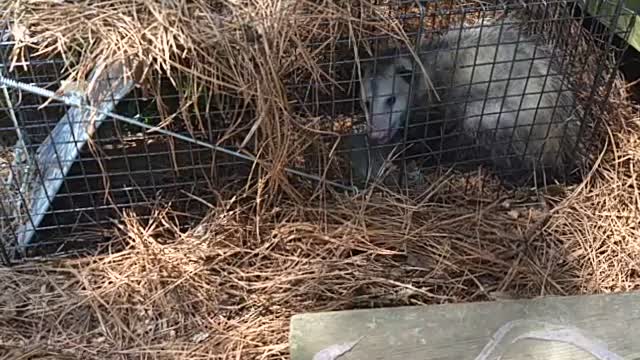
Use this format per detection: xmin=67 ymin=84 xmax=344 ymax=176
xmin=314 ymin=0 xmax=636 ymax=189
xmin=0 ymin=0 xmax=636 ymax=264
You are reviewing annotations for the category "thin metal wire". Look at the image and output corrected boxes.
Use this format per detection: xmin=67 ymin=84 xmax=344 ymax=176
xmin=570 ymin=0 xmax=632 ymax=157
xmin=0 ymin=198 xmax=14 ymax=265
xmin=400 ymin=1 xmax=427 ymax=188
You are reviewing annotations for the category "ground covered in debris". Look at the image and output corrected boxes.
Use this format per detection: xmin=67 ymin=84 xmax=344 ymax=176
xmin=1 ymin=0 xmax=640 ymax=359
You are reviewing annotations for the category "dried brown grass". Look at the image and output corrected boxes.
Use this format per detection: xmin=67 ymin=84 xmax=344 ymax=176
xmin=0 ymin=90 xmax=638 ymax=358
xmin=1 ymin=0 xmax=640 ymax=359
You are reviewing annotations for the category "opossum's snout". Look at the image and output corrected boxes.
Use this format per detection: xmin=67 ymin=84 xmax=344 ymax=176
xmin=365 ymin=94 xmax=405 ymax=145
xmin=367 ymin=116 xmax=397 ymax=144
xmin=368 ymin=126 xmax=392 ymax=144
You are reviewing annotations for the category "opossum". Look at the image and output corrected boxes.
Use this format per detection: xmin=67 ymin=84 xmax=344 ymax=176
xmin=352 ymin=17 xmax=581 ymax=186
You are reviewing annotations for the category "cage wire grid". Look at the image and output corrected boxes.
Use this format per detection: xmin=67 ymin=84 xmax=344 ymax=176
xmin=340 ymin=0 xmax=632 ymax=187
xmin=0 ymin=0 xmax=636 ymax=264
xmin=291 ymin=0 xmax=633 ymax=187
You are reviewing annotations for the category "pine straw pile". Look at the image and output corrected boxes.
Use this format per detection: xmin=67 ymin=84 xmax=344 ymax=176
xmin=1 ymin=0 xmax=640 ymax=359
xmin=0 ymin=94 xmax=639 ymax=359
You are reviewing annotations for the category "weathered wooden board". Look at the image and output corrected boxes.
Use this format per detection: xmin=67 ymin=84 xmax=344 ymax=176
xmin=290 ymin=291 xmax=640 ymax=360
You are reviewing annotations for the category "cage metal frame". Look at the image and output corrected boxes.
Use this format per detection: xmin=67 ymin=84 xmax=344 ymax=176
xmin=0 ymin=0 xmax=636 ymax=265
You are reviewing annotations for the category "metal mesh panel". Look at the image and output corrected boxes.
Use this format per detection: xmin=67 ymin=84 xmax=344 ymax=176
xmin=0 ymin=0 xmax=635 ymax=263
xmin=0 ymin=39 xmax=253 ymax=261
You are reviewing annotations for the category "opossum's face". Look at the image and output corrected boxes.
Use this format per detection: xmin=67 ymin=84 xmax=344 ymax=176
xmin=361 ymin=59 xmax=414 ymax=144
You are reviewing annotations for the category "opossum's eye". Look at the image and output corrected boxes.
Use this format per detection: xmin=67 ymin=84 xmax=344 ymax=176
xmin=395 ymin=67 xmax=413 ymax=81
xmin=386 ymin=96 xmax=396 ymax=106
